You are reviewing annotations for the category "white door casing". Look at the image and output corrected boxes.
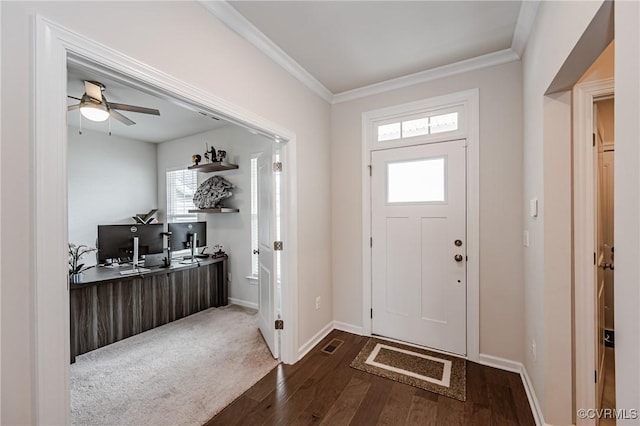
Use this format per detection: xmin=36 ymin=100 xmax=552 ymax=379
xmin=361 ymin=89 xmax=480 ymax=362
xmin=594 ymin=106 xmax=606 ymax=407
xmin=33 ymin=16 xmax=299 ymax=422
xmin=573 ymin=78 xmax=614 ymax=426
xmin=257 ymin=152 xmax=279 ymax=358
xmin=371 ymin=140 xmax=467 ymax=355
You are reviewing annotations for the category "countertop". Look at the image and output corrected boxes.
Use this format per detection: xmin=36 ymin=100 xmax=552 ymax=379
xmin=70 ymin=255 xmax=227 ymax=289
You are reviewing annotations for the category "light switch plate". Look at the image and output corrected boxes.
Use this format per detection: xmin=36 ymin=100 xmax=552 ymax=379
xmin=529 ymin=199 xmax=538 ymax=218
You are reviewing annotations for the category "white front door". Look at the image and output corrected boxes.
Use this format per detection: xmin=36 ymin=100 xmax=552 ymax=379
xmin=257 ymin=152 xmax=279 ymax=359
xmin=371 ymin=140 xmax=467 ymax=355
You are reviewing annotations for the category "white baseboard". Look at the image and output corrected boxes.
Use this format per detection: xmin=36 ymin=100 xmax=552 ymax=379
xmin=520 ymin=364 xmax=546 ymax=426
xmin=477 ymin=353 xmax=522 ymax=374
xmin=297 ymin=321 xmax=334 ymax=360
xmin=333 ymin=321 xmax=364 ymax=335
xmin=228 ymin=297 xmax=258 ymax=310
xmin=478 ymin=353 xmax=545 ymax=426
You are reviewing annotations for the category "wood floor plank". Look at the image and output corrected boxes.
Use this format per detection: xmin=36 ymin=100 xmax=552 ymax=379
xmin=319 ymin=376 xmax=371 ymax=426
xmin=349 ymin=374 xmax=393 ymax=425
xmin=436 ymin=394 xmax=466 ymax=426
xmin=207 ymin=331 xmax=536 ymax=426
xmin=507 ymin=371 xmax=536 ymax=426
xmin=204 ymin=395 xmax=259 ymax=426
xmin=464 ymin=402 xmax=492 ymax=426
xmin=376 ymin=382 xmax=415 ymax=425
xmin=289 ymin=333 xmax=367 ymax=425
xmin=405 ymin=394 xmax=438 ymax=425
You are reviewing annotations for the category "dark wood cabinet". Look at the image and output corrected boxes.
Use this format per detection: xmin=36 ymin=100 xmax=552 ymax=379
xmin=70 ymin=258 xmax=228 ymax=362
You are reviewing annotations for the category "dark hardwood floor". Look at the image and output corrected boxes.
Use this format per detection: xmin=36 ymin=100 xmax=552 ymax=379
xmin=206 ymin=330 xmax=536 ymax=426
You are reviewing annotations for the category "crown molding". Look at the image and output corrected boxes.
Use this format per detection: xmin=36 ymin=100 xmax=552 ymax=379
xmin=511 ymin=0 xmax=540 ymax=57
xmin=201 ymin=1 xmax=524 ymax=105
xmin=199 ymin=0 xmax=334 ymax=103
xmin=332 ymin=49 xmax=520 ymax=104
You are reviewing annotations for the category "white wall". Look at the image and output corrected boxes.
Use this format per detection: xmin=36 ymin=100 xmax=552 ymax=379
xmin=331 ymin=60 xmax=524 ymax=362
xmin=68 ymin=128 xmax=158 ymax=267
xmin=158 ymin=125 xmax=273 ymax=307
xmin=1 ymin=1 xmax=331 ymax=423
xmin=522 ymin=1 xmax=605 ymax=424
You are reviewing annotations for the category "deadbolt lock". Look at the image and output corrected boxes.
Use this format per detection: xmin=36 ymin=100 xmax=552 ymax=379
xmin=455 ymin=239 xmax=463 ymax=247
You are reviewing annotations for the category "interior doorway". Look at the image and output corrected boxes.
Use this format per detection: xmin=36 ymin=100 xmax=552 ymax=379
xmin=594 ymin=97 xmax=616 ymax=423
xmin=33 ymin=16 xmax=298 ymax=423
xmin=573 ymin=76 xmax=615 ymax=425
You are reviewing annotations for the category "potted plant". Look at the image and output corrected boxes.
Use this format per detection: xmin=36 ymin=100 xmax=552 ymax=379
xmin=69 ymin=243 xmax=97 ymax=283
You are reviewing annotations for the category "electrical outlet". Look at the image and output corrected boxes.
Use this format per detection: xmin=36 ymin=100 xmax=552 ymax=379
xmin=315 ymin=296 xmax=321 ymax=310
xmin=532 ymin=339 xmax=537 ymax=362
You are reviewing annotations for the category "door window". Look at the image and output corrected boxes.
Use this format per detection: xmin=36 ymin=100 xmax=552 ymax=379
xmin=387 ymin=157 xmax=447 ymax=203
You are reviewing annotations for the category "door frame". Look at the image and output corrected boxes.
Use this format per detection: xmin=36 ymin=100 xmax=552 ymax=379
xmin=33 ymin=16 xmax=299 ymax=423
xmin=573 ymin=77 xmax=614 ymax=425
xmin=361 ymin=89 xmax=480 ymax=361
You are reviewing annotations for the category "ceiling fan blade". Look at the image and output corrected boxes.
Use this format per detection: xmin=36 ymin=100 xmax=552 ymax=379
xmin=108 ymin=102 xmax=160 ymax=116
xmin=84 ymin=81 xmax=103 ymax=101
xmin=68 ymin=104 xmax=80 ymax=111
xmin=110 ymin=110 xmax=136 ymax=126
xmin=67 ymin=95 xmax=82 ymax=101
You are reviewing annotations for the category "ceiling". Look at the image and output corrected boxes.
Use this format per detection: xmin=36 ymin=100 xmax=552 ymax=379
xmin=228 ymin=1 xmax=523 ymax=94
xmin=67 ymin=66 xmax=227 ymax=143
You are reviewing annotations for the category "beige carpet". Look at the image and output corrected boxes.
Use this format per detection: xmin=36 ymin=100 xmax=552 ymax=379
xmin=71 ymin=304 xmax=279 ymax=426
xmin=350 ymin=338 xmax=466 ymax=401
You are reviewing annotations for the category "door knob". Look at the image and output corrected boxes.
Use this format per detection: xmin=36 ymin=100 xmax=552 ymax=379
xmin=253 ymin=249 xmax=260 ymax=255
xmin=454 ymin=254 xmax=463 ymax=262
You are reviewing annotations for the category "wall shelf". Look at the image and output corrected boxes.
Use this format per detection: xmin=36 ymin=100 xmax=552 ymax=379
xmin=189 ymin=207 xmax=239 ymax=213
xmin=188 ymin=161 xmax=238 ymax=173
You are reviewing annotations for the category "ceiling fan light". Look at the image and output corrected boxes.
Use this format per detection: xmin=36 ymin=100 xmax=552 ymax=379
xmin=80 ymin=103 xmax=110 ymax=122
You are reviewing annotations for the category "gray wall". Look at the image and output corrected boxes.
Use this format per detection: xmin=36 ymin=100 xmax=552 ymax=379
xmin=157 ymin=125 xmax=273 ymax=307
xmin=68 ymin=128 xmax=158 ymax=267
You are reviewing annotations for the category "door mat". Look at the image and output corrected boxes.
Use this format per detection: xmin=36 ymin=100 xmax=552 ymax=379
xmin=350 ymin=338 xmax=466 ymax=401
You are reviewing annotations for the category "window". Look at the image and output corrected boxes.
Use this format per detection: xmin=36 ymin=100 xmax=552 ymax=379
xmin=387 ymin=157 xmax=446 ymax=203
xmin=377 ymin=111 xmax=459 ymax=142
xmin=250 ymin=157 xmax=259 ymax=277
xmin=166 ymin=169 xmax=198 ymax=223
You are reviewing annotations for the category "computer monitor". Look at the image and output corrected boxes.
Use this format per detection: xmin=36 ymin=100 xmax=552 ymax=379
xmin=168 ymin=221 xmax=207 ymax=252
xmin=97 ymin=224 xmax=164 ymax=263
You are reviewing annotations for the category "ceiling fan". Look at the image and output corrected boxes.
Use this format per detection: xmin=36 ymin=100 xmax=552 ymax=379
xmin=68 ymin=80 xmax=160 ymax=126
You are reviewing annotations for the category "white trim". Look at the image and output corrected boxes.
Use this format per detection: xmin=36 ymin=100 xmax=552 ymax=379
xmin=333 ymin=321 xmax=365 ymax=336
xmin=573 ymin=78 xmax=614 ymax=426
xmin=228 ymin=297 xmax=259 ymax=311
xmin=520 ymin=363 xmax=546 ymax=426
xmin=511 ymin=0 xmax=540 ymax=57
xmin=200 ymin=1 xmax=522 ymax=106
xmin=0 ymin=2 xmax=3 ymax=419
xmin=333 ymin=49 xmax=518 ymax=104
xmin=361 ymin=89 xmax=480 ymax=362
xmin=297 ymin=321 xmax=334 ymax=360
xmin=33 ymin=15 xmax=300 ymax=421
xmin=199 ymin=0 xmax=333 ymax=103
xmin=477 ymin=353 xmax=522 ymax=374
xmin=477 ymin=355 xmax=545 ymax=426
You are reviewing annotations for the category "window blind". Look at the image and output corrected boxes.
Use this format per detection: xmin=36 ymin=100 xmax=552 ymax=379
xmin=167 ymin=169 xmax=198 ymax=223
